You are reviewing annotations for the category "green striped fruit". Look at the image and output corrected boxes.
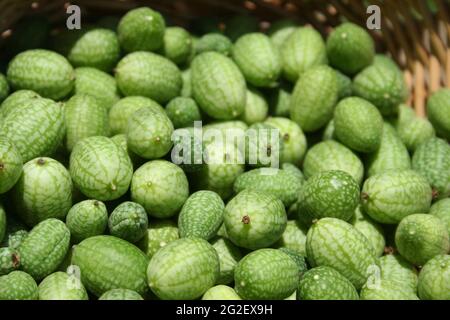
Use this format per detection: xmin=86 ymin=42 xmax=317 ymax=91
xmin=116 ymin=52 xmax=182 ymax=104
xmin=224 ymin=189 xmax=287 ymax=250
xmin=0 ymin=271 xmax=38 ymax=300
xmin=110 ymin=134 xmax=143 ymax=169
xmin=195 ymin=33 xmax=232 ymax=56
xmin=65 ymin=200 xmax=108 ymax=244
xmin=73 ymin=67 xmax=120 ymax=110
xmin=18 ymin=219 xmax=70 ymax=281
xmin=0 ymin=136 xmax=22 ymax=194
xmin=72 ymin=235 xmax=149 ymax=296
xmin=70 ymin=136 xmax=133 ymax=201
xmin=239 ymin=88 xmax=268 ymax=125
xmin=334 ymin=97 xmax=383 ymax=153
xmin=297 ymin=170 xmax=360 ymax=223
xmin=38 ymin=271 xmax=88 ymax=300
xmin=7 ymin=49 xmax=74 ymax=100
xmin=171 ymin=127 xmax=204 ymax=174
xmin=127 ymin=107 xmax=174 ymax=159
xmin=379 ymin=254 xmax=418 ymax=293
xmin=232 ymin=33 xmax=282 ymax=87
xmin=161 ymin=27 xmax=192 ymax=65
xmin=165 ymin=97 xmax=201 ymax=129
xmin=137 ymin=220 xmax=179 ymax=259
xmin=395 ymin=214 xmax=449 ymax=266
xmin=202 ymin=285 xmax=241 ymax=300
xmin=360 ymin=279 xmax=419 ymax=300
xmin=210 ymin=237 xmax=242 ymax=285
xmin=373 ymin=54 xmax=401 ymax=69
xmin=290 ymin=65 xmax=338 ymax=132
xmin=234 ymin=248 xmax=299 ymax=300
xmin=418 ymin=254 xmax=450 ymax=300
xmin=352 ymin=62 xmax=408 ymax=116
xmin=147 ymin=238 xmax=219 ymax=300
xmin=181 ymin=69 xmax=192 ymax=97
xmin=361 ymin=170 xmax=432 ymax=224
xmin=12 ymin=157 xmax=72 ymax=227
xmin=430 ymin=198 xmax=450 ymax=236
xmin=351 ymin=207 xmax=385 ymax=257
xmin=0 ymin=97 xmax=65 ymax=162
xmin=335 ymin=70 xmax=353 ymax=99
xmin=303 ymin=140 xmax=364 ymax=185
xmin=426 ymin=88 xmax=450 ymax=140
xmin=395 ymin=104 xmax=435 ymax=152
xmin=274 ymin=220 xmax=308 ymax=256
xmin=0 ymin=89 xmax=40 ymax=118
xmin=108 ymin=201 xmax=148 ymax=243
xmin=225 ymin=15 xmax=259 ymax=42
xmin=5 ymin=231 xmax=28 ymax=250
xmin=99 ymin=288 xmax=143 ymax=300
xmin=268 ymin=82 xmax=292 ymax=117
xmin=306 ymin=218 xmax=379 ymax=289
xmin=244 ymin=122 xmax=283 ymax=168
xmin=64 ymin=94 xmax=109 ymax=152
xmin=233 ymin=167 xmax=303 ymax=208
xmin=118 ymin=7 xmax=165 ymax=52
xmin=268 ymin=20 xmax=296 ymax=49
xmin=0 ymin=73 xmax=9 ymax=103
xmin=265 ymin=117 xmax=307 ymax=165
xmin=297 ymin=266 xmax=359 ymax=300
xmin=278 ymin=248 xmax=307 ymax=277
xmin=178 ymin=191 xmax=224 ymax=240
xmin=109 ymin=96 xmax=164 ymax=135
xmin=192 ymin=52 xmax=246 ymax=120
xmin=412 ymin=137 xmax=450 ymax=199
xmin=0 ymin=204 xmax=5 ymax=243
xmin=67 ymin=28 xmax=120 ymax=72
xmin=131 ymin=160 xmax=189 ymax=218
xmin=0 ymin=247 xmax=20 ymax=275
xmin=281 ymin=27 xmax=328 ymax=82
xmin=326 ymin=22 xmax=374 ymax=75
xmin=365 ymin=122 xmax=411 ymax=177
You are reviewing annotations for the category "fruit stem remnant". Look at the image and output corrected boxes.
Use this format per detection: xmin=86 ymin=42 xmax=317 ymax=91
xmin=241 ymin=215 xmax=250 ymax=224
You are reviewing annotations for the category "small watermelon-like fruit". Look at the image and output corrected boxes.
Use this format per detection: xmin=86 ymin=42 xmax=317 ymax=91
xmin=0 ymin=136 xmax=23 ymax=194
xmin=426 ymin=88 xmax=450 ymax=140
xmin=108 ymin=201 xmax=148 ymax=243
xmin=137 ymin=220 xmax=179 ymax=259
xmin=0 ymin=271 xmax=38 ymax=300
xmin=418 ymin=254 xmax=450 ymax=300
xmin=202 ymin=285 xmax=241 ymax=300
xmin=99 ymin=288 xmax=143 ymax=300
xmin=38 ymin=271 xmax=88 ymax=300
xmin=161 ymin=27 xmax=192 ymax=65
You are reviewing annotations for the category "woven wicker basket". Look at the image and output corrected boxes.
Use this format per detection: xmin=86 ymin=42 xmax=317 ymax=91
xmin=0 ymin=0 xmax=449 ymax=117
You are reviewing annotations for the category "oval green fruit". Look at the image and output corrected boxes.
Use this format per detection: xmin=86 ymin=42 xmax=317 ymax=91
xmin=0 ymin=247 xmax=20 ymax=275
xmin=99 ymin=288 xmax=143 ymax=300
xmin=165 ymin=97 xmax=201 ymax=129
xmin=0 ymin=271 xmax=38 ymax=300
xmin=0 ymin=136 xmax=22 ymax=194
xmin=161 ymin=26 xmax=192 ymax=65
xmin=147 ymin=238 xmax=219 ymax=300
xmin=379 ymin=254 xmax=418 ymax=293
xmin=108 ymin=201 xmax=148 ymax=243
xmin=137 ymin=220 xmax=179 ymax=259
xmin=360 ymin=279 xmax=419 ymax=300
xmin=430 ymin=198 xmax=450 ymax=236
xmin=418 ymin=254 xmax=450 ymax=300
xmin=239 ymin=88 xmax=269 ymax=125
xmin=195 ymin=33 xmax=232 ymax=56
xmin=0 ymin=89 xmax=40 ymax=118
xmin=426 ymin=88 xmax=450 ymax=140
xmin=202 ymin=285 xmax=241 ymax=300
xmin=66 ymin=200 xmax=108 ymax=244
xmin=210 ymin=237 xmax=242 ymax=285
xmin=351 ymin=207 xmax=385 ymax=257
xmin=38 ymin=271 xmax=88 ymax=300
xmin=274 ymin=220 xmax=308 ymax=256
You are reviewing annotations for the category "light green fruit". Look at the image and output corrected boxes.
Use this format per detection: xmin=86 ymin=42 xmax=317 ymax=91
xmin=335 ymin=70 xmax=353 ymax=99
xmin=290 ymin=65 xmax=338 ymax=132
xmin=202 ymin=285 xmax=241 ymax=300
xmin=360 ymin=279 xmax=419 ymax=300
xmin=334 ymin=97 xmax=384 ymax=153
xmin=303 ymin=140 xmax=364 ymax=185
xmin=195 ymin=33 xmax=232 ymax=56
xmin=12 ymin=157 xmax=72 ymax=227
xmin=99 ymin=288 xmax=143 ymax=300
xmin=0 ymin=247 xmax=20 ymax=275
xmin=0 ymin=89 xmax=40 ymax=118
xmin=395 ymin=214 xmax=449 ymax=266
xmin=239 ymin=88 xmax=269 ymax=125
xmin=117 ymin=7 xmax=166 ymax=52
xmin=210 ymin=237 xmax=242 ymax=285
xmin=430 ymin=198 xmax=450 ymax=236
xmin=137 ymin=220 xmax=179 ymax=259
xmin=165 ymin=97 xmax=201 ymax=129
xmin=64 ymin=94 xmax=109 ymax=152
xmin=281 ymin=27 xmax=328 ymax=82
xmin=162 ymin=27 xmax=192 ymax=65
xmin=224 ymin=189 xmax=287 ymax=250
xmin=361 ymin=170 xmax=432 ymax=224
xmin=7 ymin=49 xmax=74 ymax=100
xmin=0 ymin=271 xmax=38 ymax=300
xmin=73 ymin=67 xmax=120 ymax=110
xmin=181 ymin=69 xmax=192 ymax=97
xmin=265 ymin=116 xmax=307 ymax=165
xmin=127 ymin=107 xmax=174 ymax=159
xmin=38 ymin=271 xmax=88 ymax=300
xmin=0 ymin=73 xmax=9 ymax=103
xmin=130 ymin=160 xmax=189 ymax=218
xmin=115 ymin=51 xmax=182 ymax=104
xmin=379 ymin=254 xmax=418 ymax=293
xmin=267 ymin=83 xmax=292 ymax=117
xmin=109 ymin=96 xmax=164 ymax=135
xmin=234 ymin=248 xmax=299 ymax=300
xmin=147 ymin=238 xmax=219 ymax=300
xmin=191 ymin=52 xmax=246 ymax=120
xmin=65 ymin=200 xmax=108 ymax=244
xmin=274 ymin=220 xmax=307 ymax=256
xmin=69 ymin=136 xmax=133 ymax=201
xmin=110 ymin=134 xmax=142 ymax=170
xmin=0 ymin=97 xmax=65 ymax=162
xmin=66 ymin=28 xmax=120 ymax=72
xmin=326 ymin=22 xmax=374 ymax=75
xmin=426 ymin=88 xmax=450 ymax=140
xmin=418 ymin=254 xmax=450 ymax=300
xmin=0 ymin=136 xmax=23 ymax=194
xmin=18 ymin=219 xmax=70 ymax=281
xmin=351 ymin=207 xmax=385 ymax=257
xmin=268 ymin=20 xmax=296 ymax=49
xmin=108 ymin=201 xmax=148 ymax=243
xmin=244 ymin=122 xmax=283 ymax=168
xmin=232 ymin=33 xmax=282 ymax=87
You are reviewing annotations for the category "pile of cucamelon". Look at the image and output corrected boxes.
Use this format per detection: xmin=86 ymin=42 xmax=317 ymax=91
xmin=0 ymin=6 xmax=449 ymax=301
